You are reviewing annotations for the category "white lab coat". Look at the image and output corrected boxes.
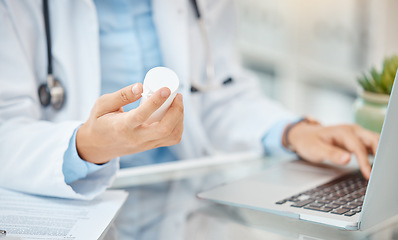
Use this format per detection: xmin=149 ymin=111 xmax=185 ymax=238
xmin=0 ymin=0 xmax=294 ymax=199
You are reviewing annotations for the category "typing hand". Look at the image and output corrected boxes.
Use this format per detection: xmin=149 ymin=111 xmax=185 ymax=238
xmin=76 ymin=83 xmax=184 ymax=164
xmin=286 ymin=123 xmax=380 ymax=180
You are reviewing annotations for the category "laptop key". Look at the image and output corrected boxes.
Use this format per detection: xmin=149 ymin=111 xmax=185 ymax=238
xmin=304 ymin=206 xmax=333 ymax=212
xmin=325 ymin=196 xmax=339 ymax=201
xmin=344 ymin=211 xmax=356 ymax=217
xmin=358 ymin=189 xmax=367 ymax=195
xmin=291 ymin=199 xmax=315 ymax=208
xmin=350 ymin=201 xmax=362 ymax=207
xmin=331 ymin=208 xmax=350 ymax=215
xmin=275 ymin=200 xmax=287 ymax=205
xmin=343 ymin=204 xmax=357 ymax=209
xmin=325 ymin=204 xmax=340 ymax=209
xmin=315 ymin=200 xmax=328 ymax=204
xmin=352 ymin=208 xmax=362 ymax=213
xmin=287 ymin=198 xmax=300 ymax=202
xmin=334 ymin=199 xmax=348 ymax=205
xmin=351 ymin=193 xmax=362 ymax=199
xmin=307 ymin=203 xmax=324 ymax=208
xmin=333 ymin=192 xmax=347 ymax=197
xmin=344 ymin=197 xmax=356 ymax=202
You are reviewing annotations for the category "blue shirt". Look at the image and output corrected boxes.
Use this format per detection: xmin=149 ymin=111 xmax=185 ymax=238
xmin=62 ymin=0 xmax=295 ymax=184
xmin=94 ymin=0 xmax=177 ymax=169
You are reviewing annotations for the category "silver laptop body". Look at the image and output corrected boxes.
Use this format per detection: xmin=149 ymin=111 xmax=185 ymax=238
xmin=198 ymin=74 xmax=398 ymax=231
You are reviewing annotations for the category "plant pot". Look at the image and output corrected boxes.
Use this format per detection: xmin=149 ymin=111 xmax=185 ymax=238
xmin=354 ymin=91 xmax=390 ymax=133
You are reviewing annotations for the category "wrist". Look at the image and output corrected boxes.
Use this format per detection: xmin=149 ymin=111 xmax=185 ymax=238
xmin=282 ymin=117 xmax=321 ymax=152
xmin=76 ymin=123 xmax=111 ymax=164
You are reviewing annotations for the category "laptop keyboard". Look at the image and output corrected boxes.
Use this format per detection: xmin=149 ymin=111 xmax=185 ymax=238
xmin=275 ymin=172 xmax=367 ymax=217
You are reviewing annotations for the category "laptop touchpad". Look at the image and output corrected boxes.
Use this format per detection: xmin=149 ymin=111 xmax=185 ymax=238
xmin=250 ymin=160 xmax=352 ymax=188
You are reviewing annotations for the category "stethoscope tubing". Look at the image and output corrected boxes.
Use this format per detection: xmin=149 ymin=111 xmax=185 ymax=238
xmin=189 ymin=0 xmax=234 ymax=93
xmin=40 ymin=0 xmax=231 ymax=106
xmin=40 ymin=0 xmax=65 ymax=110
xmin=43 ymin=0 xmax=52 ymax=76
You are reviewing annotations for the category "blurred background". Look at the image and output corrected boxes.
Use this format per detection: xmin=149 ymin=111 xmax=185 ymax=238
xmin=234 ymin=0 xmax=398 ymax=125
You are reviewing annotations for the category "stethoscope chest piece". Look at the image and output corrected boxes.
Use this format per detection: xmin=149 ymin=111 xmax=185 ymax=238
xmin=38 ymin=75 xmax=65 ymax=110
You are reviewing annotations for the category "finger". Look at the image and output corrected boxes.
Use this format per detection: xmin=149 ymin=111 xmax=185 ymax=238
xmin=147 ymin=119 xmax=184 ymax=148
xmin=300 ymin=140 xmax=351 ymax=165
xmin=158 ymin=93 xmax=184 ymax=130
xmin=160 ymin=99 xmax=184 ymax=142
xmin=134 ymin=95 xmax=184 ymax=142
xmin=95 ymin=83 xmax=143 ymax=117
xmin=353 ymin=125 xmax=380 ymax=156
xmin=332 ymin=128 xmax=372 ymax=180
xmin=126 ymin=87 xmax=171 ymax=126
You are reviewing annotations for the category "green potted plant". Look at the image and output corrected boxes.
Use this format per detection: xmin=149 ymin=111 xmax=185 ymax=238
xmin=354 ymin=55 xmax=398 ymax=133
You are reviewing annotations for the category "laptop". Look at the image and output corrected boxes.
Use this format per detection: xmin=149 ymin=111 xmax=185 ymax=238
xmin=198 ymin=76 xmax=398 ymax=231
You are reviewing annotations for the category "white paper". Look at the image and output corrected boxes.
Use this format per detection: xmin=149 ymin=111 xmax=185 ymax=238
xmin=0 ymin=188 xmax=128 ymax=240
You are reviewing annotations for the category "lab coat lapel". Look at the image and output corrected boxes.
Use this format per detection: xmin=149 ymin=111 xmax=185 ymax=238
xmin=40 ymin=0 xmax=101 ymax=121
xmin=152 ymin=0 xmax=189 ymax=87
xmin=152 ymin=0 xmax=214 ymax=159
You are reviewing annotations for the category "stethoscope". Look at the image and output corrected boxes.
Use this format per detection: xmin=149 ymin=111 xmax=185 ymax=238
xmin=38 ymin=0 xmax=233 ymax=111
xmin=38 ymin=0 xmax=65 ymax=110
xmin=189 ymin=0 xmax=233 ymax=93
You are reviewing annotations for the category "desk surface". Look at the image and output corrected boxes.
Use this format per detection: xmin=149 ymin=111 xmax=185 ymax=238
xmin=107 ymin=154 xmax=398 ymax=240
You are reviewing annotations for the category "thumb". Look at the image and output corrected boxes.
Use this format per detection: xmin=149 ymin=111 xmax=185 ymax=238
xmin=94 ymin=83 xmax=143 ymax=116
xmin=302 ymin=141 xmax=351 ymax=165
